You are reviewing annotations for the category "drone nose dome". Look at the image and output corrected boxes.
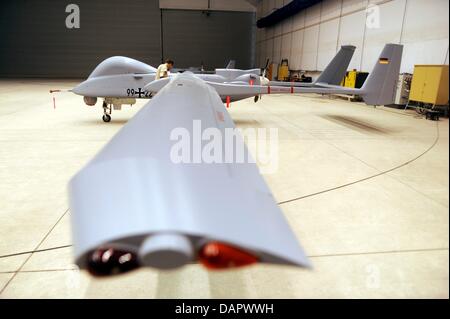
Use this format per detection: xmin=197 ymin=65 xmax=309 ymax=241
xmin=88 ymin=56 xmax=157 ymax=79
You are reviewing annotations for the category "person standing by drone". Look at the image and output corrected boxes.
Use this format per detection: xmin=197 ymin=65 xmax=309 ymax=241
xmin=156 ymin=59 xmax=174 ymax=80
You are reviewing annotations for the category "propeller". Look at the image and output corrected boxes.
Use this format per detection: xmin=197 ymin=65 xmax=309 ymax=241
xmin=262 ymin=58 xmax=270 ymax=79
xmin=259 ymin=59 xmax=270 ymax=103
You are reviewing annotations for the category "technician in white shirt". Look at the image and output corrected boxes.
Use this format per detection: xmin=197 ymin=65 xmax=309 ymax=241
xmin=156 ymin=59 xmax=174 ymax=79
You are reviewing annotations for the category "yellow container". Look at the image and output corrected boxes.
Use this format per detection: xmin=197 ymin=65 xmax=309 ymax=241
xmin=409 ymin=65 xmax=449 ymax=105
xmin=277 ymin=59 xmax=289 ymax=81
xmin=344 ymin=70 xmax=357 ymax=88
xmin=343 ymin=70 xmax=369 ymax=89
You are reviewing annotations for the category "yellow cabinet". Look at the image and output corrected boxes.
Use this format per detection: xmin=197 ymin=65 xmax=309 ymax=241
xmin=409 ymin=65 xmax=449 ymax=105
xmin=277 ymin=59 xmax=289 ymax=81
xmin=343 ymin=70 xmax=369 ymax=89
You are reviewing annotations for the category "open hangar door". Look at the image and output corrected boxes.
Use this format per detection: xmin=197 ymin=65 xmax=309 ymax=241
xmin=0 ymin=0 xmax=162 ymax=78
xmin=161 ymin=9 xmax=256 ymax=70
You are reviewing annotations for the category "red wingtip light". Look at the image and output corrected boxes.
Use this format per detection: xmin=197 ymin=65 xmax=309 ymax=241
xmin=198 ymin=242 xmax=259 ymax=270
xmin=226 ymin=96 xmax=231 ymax=108
xmin=86 ymin=247 xmax=140 ymax=277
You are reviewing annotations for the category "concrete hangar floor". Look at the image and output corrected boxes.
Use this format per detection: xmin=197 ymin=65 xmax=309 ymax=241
xmin=0 ymin=79 xmax=448 ymax=298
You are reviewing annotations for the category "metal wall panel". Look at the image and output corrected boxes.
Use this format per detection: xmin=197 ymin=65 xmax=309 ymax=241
xmin=273 ymin=35 xmax=282 ymax=64
xmin=361 ymin=0 xmax=405 ymax=72
xmin=281 ymin=33 xmax=292 ymax=62
xmin=259 ymin=40 xmax=268 ymax=66
xmin=336 ymin=10 xmax=366 ymax=71
xmin=1 ymin=1 xmax=256 ymax=77
xmin=290 ymin=29 xmax=304 ymax=69
xmin=304 ymin=2 xmax=322 ymax=26
xmin=159 ymin=0 xmax=256 ymax=12
xmin=317 ymin=19 xmax=340 ymax=70
xmin=256 ymin=0 xmax=449 ymax=73
xmin=321 ymin=0 xmax=342 ymax=21
xmin=400 ymin=0 xmax=449 ymax=73
xmin=341 ymin=0 xmax=368 ymax=15
xmin=161 ymin=9 xmax=255 ymax=69
xmin=281 ymin=15 xmax=294 ymax=34
xmin=266 ymin=38 xmax=274 ymax=63
xmin=0 ymin=0 xmax=162 ymax=78
xmin=292 ymin=9 xmax=306 ymax=31
xmin=301 ymin=25 xmax=319 ymax=70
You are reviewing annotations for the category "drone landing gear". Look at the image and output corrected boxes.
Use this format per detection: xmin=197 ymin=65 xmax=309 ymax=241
xmin=102 ymin=114 xmax=111 ymax=122
xmin=102 ymin=100 xmax=112 ymax=122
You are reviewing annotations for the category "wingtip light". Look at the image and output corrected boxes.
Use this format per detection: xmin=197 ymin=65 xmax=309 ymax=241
xmin=198 ymin=242 xmax=259 ymax=270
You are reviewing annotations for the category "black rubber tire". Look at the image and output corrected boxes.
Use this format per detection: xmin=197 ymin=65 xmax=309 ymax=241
xmin=102 ymin=114 xmax=111 ymax=122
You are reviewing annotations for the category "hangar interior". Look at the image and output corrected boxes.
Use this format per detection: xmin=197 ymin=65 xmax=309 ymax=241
xmin=0 ymin=0 xmax=448 ymax=298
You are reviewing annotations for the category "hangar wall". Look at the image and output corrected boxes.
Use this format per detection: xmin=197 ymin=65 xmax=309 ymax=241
xmin=256 ymin=0 xmax=450 ymax=73
xmin=162 ymin=10 xmax=255 ymax=70
xmin=0 ymin=0 xmax=162 ymax=78
xmin=159 ymin=0 xmax=256 ymax=12
xmin=0 ymin=0 xmax=255 ymax=78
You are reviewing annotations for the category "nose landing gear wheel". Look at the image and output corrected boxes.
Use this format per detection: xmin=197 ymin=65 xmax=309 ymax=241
xmin=102 ymin=114 xmax=111 ymax=122
xmin=102 ymin=100 xmax=112 ymax=122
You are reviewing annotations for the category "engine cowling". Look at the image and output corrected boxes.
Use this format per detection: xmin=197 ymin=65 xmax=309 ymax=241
xmin=83 ymin=96 xmax=97 ymax=106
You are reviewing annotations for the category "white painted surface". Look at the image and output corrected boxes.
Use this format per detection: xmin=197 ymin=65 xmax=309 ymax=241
xmin=305 ymin=3 xmax=322 ymax=27
xmin=317 ymin=19 xmax=340 ymax=70
xmin=275 ymin=0 xmax=284 ymax=10
xmin=337 ymin=10 xmax=367 ymax=71
xmin=266 ymin=38 xmax=274 ymax=63
xmin=274 ymin=21 xmax=283 ymax=37
xmin=292 ymin=10 xmax=306 ymax=31
xmin=342 ymin=0 xmax=368 ymax=15
xmin=290 ymin=29 xmax=305 ymax=70
xmin=302 ymin=25 xmax=320 ymax=70
xmin=273 ymin=36 xmax=282 ymax=64
xmin=282 ymin=16 xmax=294 ymax=34
xmin=321 ymin=0 xmax=343 ymax=21
xmin=400 ymin=0 xmax=450 ymax=72
xmin=361 ymin=0 xmax=405 ymax=72
xmin=281 ymin=33 xmax=292 ymax=65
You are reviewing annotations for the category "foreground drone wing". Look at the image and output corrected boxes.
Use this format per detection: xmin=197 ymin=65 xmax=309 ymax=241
xmin=69 ymin=73 xmax=310 ymax=277
xmin=69 ymin=44 xmax=402 ymax=277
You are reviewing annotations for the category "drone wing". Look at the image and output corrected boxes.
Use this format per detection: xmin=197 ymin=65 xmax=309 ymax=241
xmin=69 ymin=73 xmax=310 ymax=277
xmin=146 ymin=44 xmax=402 ymax=106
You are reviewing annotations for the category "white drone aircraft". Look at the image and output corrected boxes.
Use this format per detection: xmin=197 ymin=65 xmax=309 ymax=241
xmin=69 ymin=44 xmax=402 ymax=277
xmin=70 ymin=45 xmax=355 ymax=122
